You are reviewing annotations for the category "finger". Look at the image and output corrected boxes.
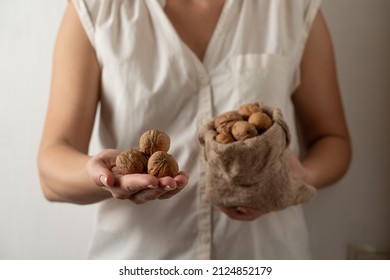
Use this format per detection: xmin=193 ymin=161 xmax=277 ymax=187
xmin=86 ymin=157 xmax=115 ymax=187
xmin=99 ymin=174 xmax=112 ymax=188
xmin=239 ymin=206 xmax=270 ymax=216
xmin=157 ymin=186 xmax=185 ymax=200
xmin=174 ymin=171 xmax=189 ymax=188
xmin=219 ymin=207 xmax=267 ymax=221
xmin=109 ymin=188 xmax=133 ymax=200
xmin=158 ymin=176 xmax=178 ymax=191
xmin=118 ymin=173 xmax=159 ymax=193
xmin=86 ymin=149 xmax=121 ymax=187
xmin=106 ymin=183 xmax=163 ymax=201
xmin=288 ymin=151 xmax=308 ymax=181
xmin=176 ymin=171 xmax=190 ymax=179
xmin=129 ymin=188 xmax=168 ymax=204
xmin=218 ymin=208 xmax=251 ymax=221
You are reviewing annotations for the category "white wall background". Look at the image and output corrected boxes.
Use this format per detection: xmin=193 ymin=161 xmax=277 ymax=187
xmin=0 ymin=0 xmax=389 ymax=259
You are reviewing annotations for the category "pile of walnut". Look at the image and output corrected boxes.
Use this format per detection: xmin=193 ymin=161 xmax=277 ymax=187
xmin=214 ymin=103 xmax=273 ymax=144
xmin=115 ymin=130 xmax=179 ymax=178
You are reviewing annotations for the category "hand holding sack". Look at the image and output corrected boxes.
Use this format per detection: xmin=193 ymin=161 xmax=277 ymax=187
xmin=198 ymin=103 xmax=317 ymax=211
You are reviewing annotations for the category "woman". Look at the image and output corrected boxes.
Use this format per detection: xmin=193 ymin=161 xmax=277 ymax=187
xmin=38 ymin=0 xmax=351 ymax=259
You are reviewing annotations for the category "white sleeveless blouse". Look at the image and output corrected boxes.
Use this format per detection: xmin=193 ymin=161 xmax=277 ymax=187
xmin=73 ymin=0 xmax=321 ymax=259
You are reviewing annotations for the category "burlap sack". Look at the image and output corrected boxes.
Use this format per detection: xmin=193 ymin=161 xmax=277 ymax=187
xmin=198 ymin=104 xmax=316 ymax=211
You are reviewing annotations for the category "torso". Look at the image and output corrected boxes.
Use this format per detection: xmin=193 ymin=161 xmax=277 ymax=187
xmin=164 ymin=0 xmax=225 ymax=61
xmin=74 ymin=0 xmax=321 ymax=259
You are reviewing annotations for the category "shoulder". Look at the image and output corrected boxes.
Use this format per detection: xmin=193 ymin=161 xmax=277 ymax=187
xmin=72 ymin=0 xmax=143 ymax=23
xmin=247 ymin=0 xmax=323 ymax=42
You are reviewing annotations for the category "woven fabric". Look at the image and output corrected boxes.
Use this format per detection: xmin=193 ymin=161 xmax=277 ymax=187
xmin=198 ymin=104 xmax=317 ymax=211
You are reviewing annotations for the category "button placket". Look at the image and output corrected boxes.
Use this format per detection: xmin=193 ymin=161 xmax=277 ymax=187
xmin=191 ymin=57 xmax=213 ymax=260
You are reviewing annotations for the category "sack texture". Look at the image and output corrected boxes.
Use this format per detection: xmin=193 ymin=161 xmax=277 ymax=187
xmin=198 ymin=104 xmax=316 ymax=211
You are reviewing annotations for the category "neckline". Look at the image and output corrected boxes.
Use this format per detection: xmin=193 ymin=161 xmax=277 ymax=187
xmin=153 ymin=0 xmax=234 ymax=66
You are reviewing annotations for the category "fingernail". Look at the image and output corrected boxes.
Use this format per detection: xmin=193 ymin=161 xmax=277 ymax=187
xmin=147 ymin=185 xmax=158 ymax=189
xmin=99 ymin=175 xmax=108 ymax=187
xmin=236 ymin=207 xmax=248 ymax=214
xmin=164 ymin=185 xmax=175 ymax=191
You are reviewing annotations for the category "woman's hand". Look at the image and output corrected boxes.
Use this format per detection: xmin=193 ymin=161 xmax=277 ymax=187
xmin=86 ymin=149 xmax=189 ymax=204
xmin=218 ymin=152 xmax=308 ymax=221
xmin=219 ymin=206 xmax=269 ymax=221
xmin=289 ymin=151 xmax=312 ymax=184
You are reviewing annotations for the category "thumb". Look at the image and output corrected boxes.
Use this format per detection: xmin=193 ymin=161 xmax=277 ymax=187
xmin=97 ymin=172 xmax=115 ymax=188
xmin=289 ymin=151 xmax=310 ymax=183
xmin=86 ymin=151 xmax=119 ymax=187
xmin=87 ymin=162 xmax=114 ymax=188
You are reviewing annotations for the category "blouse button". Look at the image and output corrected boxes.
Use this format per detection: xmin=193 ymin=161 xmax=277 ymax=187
xmin=201 ymin=235 xmax=210 ymax=244
xmin=199 ymin=76 xmax=209 ymax=87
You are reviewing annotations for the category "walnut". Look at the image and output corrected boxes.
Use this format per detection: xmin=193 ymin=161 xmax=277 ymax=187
xmin=231 ymin=121 xmax=258 ymax=141
xmin=214 ymin=111 xmax=243 ymax=129
xmin=238 ymin=103 xmax=262 ymax=119
xmin=147 ymin=151 xmax=179 ymax=178
xmin=116 ymin=148 xmax=148 ymax=175
xmin=139 ymin=129 xmax=170 ymax=156
xmin=248 ymin=112 xmax=273 ymax=133
xmin=216 ymin=120 xmax=236 ymax=134
xmin=215 ymin=132 xmax=235 ymax=144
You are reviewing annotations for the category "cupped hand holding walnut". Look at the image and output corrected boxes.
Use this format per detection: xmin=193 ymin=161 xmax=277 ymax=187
xmin=86 ymin=149 xmax=160 ymax=201
xmin=86 ymin=142 xmax=188 ymax=204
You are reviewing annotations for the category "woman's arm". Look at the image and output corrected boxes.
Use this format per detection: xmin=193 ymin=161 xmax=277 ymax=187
xmin=292 ymin=11 xmax=352 ymax=188
xmin=38 ymin=3 xmax=188 ymax=205
xmin=37 ymin=2 xmax=109 ymax=204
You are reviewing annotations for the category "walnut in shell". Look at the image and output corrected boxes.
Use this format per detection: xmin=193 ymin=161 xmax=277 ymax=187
xmin=116 ymin=148 xmax=148 ymax=175
xmin=238 ymin=103 xmax=262 ymax=119
xmin=139 ymin=129 xmax=170 ymax=156
xmin=248 ymin=111 xmax=273 ymax=133
xmin=147 ymin=151 xmax=179 ymax=178
xmin=231 ymin=121 xmax=258 ymax=141
xmin=216 ymin=120 xmax=236 ymax=134
xmin=215 ymin=132 xmax=235 ymax=144
xmin=214 ymin=111 xmax=243 ymax=129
